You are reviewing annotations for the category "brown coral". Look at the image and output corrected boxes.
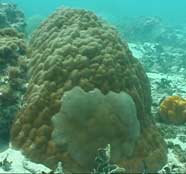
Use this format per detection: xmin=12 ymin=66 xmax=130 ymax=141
xmin=0 ymin=28 xmax=27 ymax=142
xmin=11 ymin=8 xmax=167 ymax=173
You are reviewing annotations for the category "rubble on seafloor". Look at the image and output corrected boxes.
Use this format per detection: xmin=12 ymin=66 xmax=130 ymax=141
xmin=0 ymin=148 xmax=52 ymax=173
xmin=130 ymin=41 xmax=186 ymax=173
xmin=118 ymin=16 xmax=186 ymax=48
xmin=129 ymin=42 xmax=186 ymax=74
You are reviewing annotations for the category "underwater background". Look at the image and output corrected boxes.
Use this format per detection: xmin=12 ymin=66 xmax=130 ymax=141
xmin=0 ymin=0 xmax=186 ymax=173
xmin=3 ymin=0 xmax=186 ymax=25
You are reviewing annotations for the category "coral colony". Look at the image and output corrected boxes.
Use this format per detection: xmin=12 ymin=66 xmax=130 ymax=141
xmin=1 ymin=2 xmax=186 ymax=174
xmin=10 ymin=8 xmax=166 ymax=173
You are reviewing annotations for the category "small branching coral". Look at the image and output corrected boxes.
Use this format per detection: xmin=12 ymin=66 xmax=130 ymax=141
xmin=41 ymin=161 xmax=64 ymax=174
xmin=159 ymin=95 xmax=186 ymax=124
xmin=155 ymin=78 xmax=174 ymax=95
xmin=0 ymin=154 xmax=12 ymax=171
xmin=92 ymin=144 xmax=126 ymax=174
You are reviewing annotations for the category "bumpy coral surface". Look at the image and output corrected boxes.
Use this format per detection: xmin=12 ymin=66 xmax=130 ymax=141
xmin=11 ymin=8 xmax=167 ymax=173
xmin=0 ymin=28 xmax=27 ymax=142
xmin=0 ymin=28 xmax=26 ymax=67
xmin=159 ymin=96 xmax=186 ymax=124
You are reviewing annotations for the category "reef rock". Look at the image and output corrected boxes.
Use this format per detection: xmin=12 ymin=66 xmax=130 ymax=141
xmin=11 ymin=8 xmax=167 ymax=173
xmin=118 ymin=16 xmax=186 ymax=48
xmin=0 ymin=28 xmax=27 ymax=143
xmin=0 ymin=3 xmax=26 ymax=32
xmin=118 ymin=16 xmax=164 ymax=43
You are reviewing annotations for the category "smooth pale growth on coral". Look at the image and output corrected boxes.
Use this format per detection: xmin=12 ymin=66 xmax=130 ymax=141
xmin=52 ymin=86 xmax=140 ymax=166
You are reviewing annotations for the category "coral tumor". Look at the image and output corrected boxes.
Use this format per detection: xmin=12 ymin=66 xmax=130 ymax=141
xmin=52 ymin=87 xmax=140 ymax=167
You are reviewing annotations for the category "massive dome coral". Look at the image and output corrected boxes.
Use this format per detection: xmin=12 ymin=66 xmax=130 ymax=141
xmin=11 ymin=8 xmax=167 ymax=173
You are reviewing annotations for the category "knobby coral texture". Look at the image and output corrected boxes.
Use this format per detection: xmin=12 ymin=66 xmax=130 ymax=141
xmin=0 ymin=28 xmax=27 ymax=142
xmin=159 ymin=96 xmax=186 ymax=124
xmin=11 ymin=8 xmax=167 ymax=173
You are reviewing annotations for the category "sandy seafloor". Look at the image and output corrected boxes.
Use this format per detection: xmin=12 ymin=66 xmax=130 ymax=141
xmin=0 ymin=42 xmax=186 ymax=173
xmin=0 ymin=148 xmax=52 ymax=173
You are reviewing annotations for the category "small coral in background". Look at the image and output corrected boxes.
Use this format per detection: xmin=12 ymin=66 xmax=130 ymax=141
xmin=159 ymin=96 xmax=186 ymax=124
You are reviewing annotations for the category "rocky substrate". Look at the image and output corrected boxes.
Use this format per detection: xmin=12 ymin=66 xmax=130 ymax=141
xmin=149 ymin=72 xmax=186 ymax=173
xmin=118 ymin=16 xmax=186 ymax=49
xmin=128 ymin=39 xmax=186 ymax=173
xmin=129 ymin=42 xmax=186 ymax=74
xmin=0 ymin=2 xmax=26 ymax=32
xmin=0 ymin=147 xmax=51 ymax=173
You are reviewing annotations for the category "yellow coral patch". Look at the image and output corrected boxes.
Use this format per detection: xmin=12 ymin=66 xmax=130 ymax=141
xmin=159 ymin=95 xmax=186 ymax=124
